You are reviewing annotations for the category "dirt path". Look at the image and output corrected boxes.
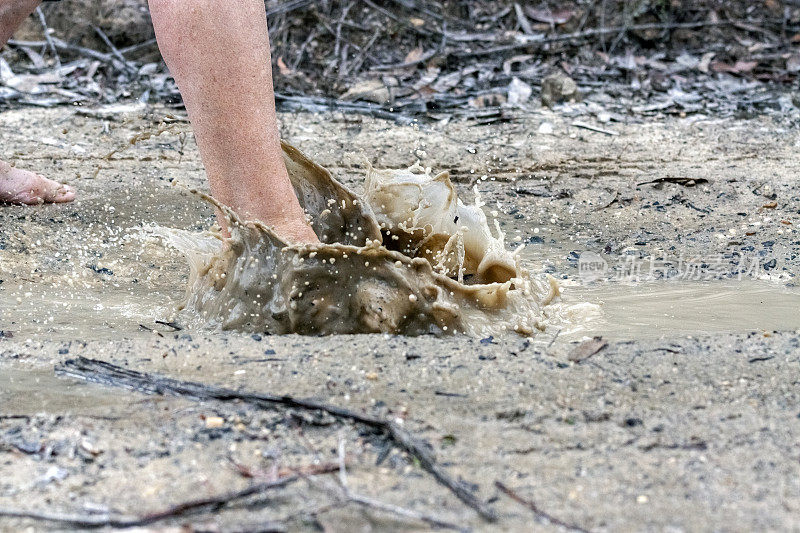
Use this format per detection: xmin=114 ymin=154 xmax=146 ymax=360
xmin=1 ymin=106 xmax=799 ymax=531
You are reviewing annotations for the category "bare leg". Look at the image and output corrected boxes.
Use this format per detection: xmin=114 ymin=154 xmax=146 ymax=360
xmin=0 ymin=0 xmax=76 ymax=204
xmin=148 ymin=0 xmax=318 ymax=243
xmin=0 ymin=0 xmax=38 ymax=43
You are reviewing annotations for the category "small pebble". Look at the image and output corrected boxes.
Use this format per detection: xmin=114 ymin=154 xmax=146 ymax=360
xmin=205 ymin=416 xmax=225 ymax=429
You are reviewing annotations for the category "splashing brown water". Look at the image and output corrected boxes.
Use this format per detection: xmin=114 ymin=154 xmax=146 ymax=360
xmin=161 ymin=142 xmax=573 ymax=336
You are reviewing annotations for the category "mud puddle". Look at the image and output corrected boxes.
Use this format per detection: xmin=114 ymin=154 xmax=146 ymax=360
xmin=0 ymin=280 xmax=178 ymax=341
xmin=565 ymin=279 xmax=800 ymax=341
xmin=3 ymin=265 xmax=797 ymax=345
xmin=0 ymin=366 xmax=135 ymax=416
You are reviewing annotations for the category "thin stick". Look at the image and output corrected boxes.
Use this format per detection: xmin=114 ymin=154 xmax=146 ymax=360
xmin=118 ymin=38 xmax=158 ymax=56
xmin=290 ymin=29 xmax=318 ymax=70
xmin=361 ymin=0 xmax=433 ymax=36
xmin=34 ymin=7 xmax=60 ymax=68
xmin=274 ymin=93 xmax=415 ymax=125
xmin=8 ymin=38 xmax=125 ymax=70
xmin=265 ymin=0 xmax=314 ymax=17
xmin=346 ymin=491 xmax=465 ymax=531
xmin=92 ymin=25 xmax=137 ymax=74
xmin=55 ymin=357 xmax=498 ymax=522
xmin=332 ymin=3 xmax=352 ymax=72
xmin=495 ymin=481 xmax=590 ymax=533
xmin=348 ymin=26 xmax=381 ymax=74
xmin=571 ymin=121 xmax=619 ymax=136
xmin=372 ymin=22 xmax=448 ymax=71
xmin=0 ymin=476 xmax=298 ymax=529
xmin=313 ymin=438 xmax=466 ymax=531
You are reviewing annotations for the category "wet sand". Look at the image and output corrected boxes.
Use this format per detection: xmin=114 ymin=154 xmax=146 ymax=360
xmin=1 ymin=105 xmax=799 ymax=531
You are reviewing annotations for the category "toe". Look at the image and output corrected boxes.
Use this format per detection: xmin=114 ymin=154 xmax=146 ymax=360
xmin=46 ymin=183 xmax=76 ymax=203
xmin=0 ymin=166 xmax=76 ymax=205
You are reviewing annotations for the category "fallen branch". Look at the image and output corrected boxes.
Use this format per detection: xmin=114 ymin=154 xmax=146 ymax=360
xmin=274 ymin=92 xmax=416 ymax=124
xmin=495 ymin=481 xmax=589 ymax=533
xmin=55 ymin=357 xmax=498 ymax=522
xmin=0 ymin=475 xmax=297 ymax=529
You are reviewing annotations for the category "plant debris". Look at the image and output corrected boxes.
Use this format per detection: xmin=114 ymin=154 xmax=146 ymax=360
xmin=568 ymin=336 xmax=608 ymax=363
xmin=2 ymin=1 xmax=799 ymax=123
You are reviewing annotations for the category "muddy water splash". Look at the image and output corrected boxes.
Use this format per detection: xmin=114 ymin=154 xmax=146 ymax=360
xmin=162 ymin=142 xmax=567 ymax=336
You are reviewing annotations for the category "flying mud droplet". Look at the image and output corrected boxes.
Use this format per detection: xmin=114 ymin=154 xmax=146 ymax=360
xmin=158 ymin=141 xmax=577 ymax=336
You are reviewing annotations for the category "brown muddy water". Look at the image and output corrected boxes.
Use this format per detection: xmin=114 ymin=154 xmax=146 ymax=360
xmin=569 ymin=279 xmax=800 ymax=341
xmin=1 ymin=260 xmax=797 ymax=343
xmin=0 ymin=367 xmax=131 ymax=416
xmin=3 ymin=276 xmax=799 ymax=416
xmin=2 ymin=106 xmax=799 ymax=345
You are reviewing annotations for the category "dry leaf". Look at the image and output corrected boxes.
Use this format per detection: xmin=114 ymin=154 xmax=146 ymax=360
xmin=710 ymin=60 xmax=758 ymax=74
xmin=340 ymin=79 xmax=390 ymax=104
xmin=697 ymin=52 xmax=715 ymax=73
xmin=502 ymin=54 xmax=534 ymax=75
xmin=276 ymin=56 xmax=292 ymax=76
xmin=404 ymin=47 xmax=425 ymax=64
xmin=568 ymin=336 xmax=608 ymax=363
xmin=734 ymin=60 xmax=759 ymax=72
xmin=525 ymin=7 xmax=575 ymax=25
xmin=787 ymin=55 xmax=800 ymax=73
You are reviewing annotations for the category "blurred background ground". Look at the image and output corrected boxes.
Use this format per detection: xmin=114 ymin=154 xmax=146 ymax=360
xmin=3 ymin=0 xmax=800 ymax=122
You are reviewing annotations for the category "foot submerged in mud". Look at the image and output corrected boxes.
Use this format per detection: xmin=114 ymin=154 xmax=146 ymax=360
xmin=0 ymin=160 xmax=75 ymax=205
xmin=159 ymin=142 xmax=577 ymax=337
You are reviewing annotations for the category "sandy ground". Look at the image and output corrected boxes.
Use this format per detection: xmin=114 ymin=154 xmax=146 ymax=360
xmin=1 ymin=105 xmax=799 ymax=532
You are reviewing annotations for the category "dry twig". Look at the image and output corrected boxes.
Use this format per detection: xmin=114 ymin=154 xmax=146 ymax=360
xmin=0 ymin=476 xmax=299 ymax=529
xmin=92 ymin=25 xmax=137 ymax=75
xmin=55 ymin=357 xmax=498 ymax=522
xmin=34 ymin=7 xmax=60 ymax=68
xmin=495 ymin=481 xmax=590 ymax=533
xmin=302 ymin=437 xmax=467 ymax=531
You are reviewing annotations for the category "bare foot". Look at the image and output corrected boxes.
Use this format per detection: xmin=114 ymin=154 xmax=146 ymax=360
xmin=223 ymin=209 xmax=320 ymax=245
xmin=0 ymin=160 xmax=76 ymax=205
xmin=224 ymin=178 xmax=320 ymax=245
xmin=271 ymin=217 xmax=320 ymax=245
